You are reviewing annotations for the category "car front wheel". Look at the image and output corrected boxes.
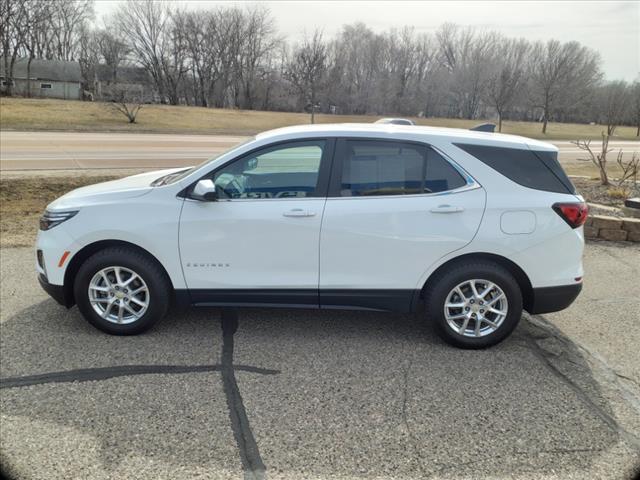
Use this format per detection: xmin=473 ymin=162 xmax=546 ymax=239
xmin=425 ymin=261 xmax=523 ymax=349
xmin=74 ymin=247 xmax=171 ymax=335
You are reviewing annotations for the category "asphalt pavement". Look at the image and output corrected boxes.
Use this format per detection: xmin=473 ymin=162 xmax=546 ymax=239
xmin=2 ymin=131 xmax=638 ymax=171
xmin=1 ymin=242 xmax=639 ymax=479
xmin=0 ymin=131 xmax=245 ymax=171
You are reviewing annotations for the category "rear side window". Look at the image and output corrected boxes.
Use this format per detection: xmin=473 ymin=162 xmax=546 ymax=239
xmin=339 ymin=140 xmax=466 ymax=197
xmin=454 ymin=143 xmax=575 ymax=194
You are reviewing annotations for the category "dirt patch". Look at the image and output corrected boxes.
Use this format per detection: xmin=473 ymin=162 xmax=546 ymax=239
xmin=0 ymin=175 xmax=120 ymax=247
xmin=572 ymin=177 xmax=639 ymax=208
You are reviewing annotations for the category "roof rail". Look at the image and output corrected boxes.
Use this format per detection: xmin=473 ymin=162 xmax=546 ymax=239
xmin=470 ymin=123 xmax=496 ymax=133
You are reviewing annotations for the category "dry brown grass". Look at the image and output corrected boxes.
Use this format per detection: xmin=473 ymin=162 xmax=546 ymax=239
xmin=562 ymin=162 xmax=628 ymax=179
xmin=0 ymin=174 xmax=120 ymax=247
xmin=2 ymin=97 xmax=639 ymax=140
xmin=607 ymin=187 xmax=632 ymax=200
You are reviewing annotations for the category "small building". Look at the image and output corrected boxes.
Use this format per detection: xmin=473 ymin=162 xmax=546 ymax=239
xmin=93 ymin=64 xmax=152 ymax=102
xmin=0 ymin=57 xmax=82 ymax=100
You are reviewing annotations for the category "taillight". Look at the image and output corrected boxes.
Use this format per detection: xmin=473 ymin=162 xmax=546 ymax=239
xmin=552 ymin=202 xmax=588 ymax=228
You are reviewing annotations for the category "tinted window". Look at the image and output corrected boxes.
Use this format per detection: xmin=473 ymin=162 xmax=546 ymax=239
xmin=340 ymin=140 xmax=466 ymax=197
xmin=532 ymin=150 xmax=576 ymax=194
xmin=425 ymin=148 xmax=467 ymax=193
xmin=213 ymin=141 xmax=324 ymax=199
xmin=455 ymin=143 xmax=575 ymax=194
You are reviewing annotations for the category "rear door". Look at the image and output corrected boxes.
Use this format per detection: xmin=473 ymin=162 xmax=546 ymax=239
xmin=319 ymin=138 xmax=486 ymax=311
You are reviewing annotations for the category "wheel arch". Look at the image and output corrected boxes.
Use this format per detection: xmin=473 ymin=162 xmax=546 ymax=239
xmin=418 ymin=252 xmax=534 ymax=312
xmin=63 ymin=240 xmax=176 ymax=307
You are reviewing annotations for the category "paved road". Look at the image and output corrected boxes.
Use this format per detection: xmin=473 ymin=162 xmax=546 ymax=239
xmin=0 ymin=131 xmax=246 ymax=171
xmin=2 ymin=131 xmax=639 ymax=171
xmin=1 ymin=242 xmax=639 ymax=479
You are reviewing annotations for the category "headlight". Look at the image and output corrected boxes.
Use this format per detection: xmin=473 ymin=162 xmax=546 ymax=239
xmin=39 ymin=210 xmax=78 ymax=231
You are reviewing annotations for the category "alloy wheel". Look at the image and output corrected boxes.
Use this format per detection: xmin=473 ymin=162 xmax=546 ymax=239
xmin=88 ymin=266 xmax=149 ymax=324
xmin=444 ymin=279 xmax=509 ymax=337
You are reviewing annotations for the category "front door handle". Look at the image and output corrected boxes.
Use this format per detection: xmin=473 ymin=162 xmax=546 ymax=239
xmin=283 ymin=209 xmax=316 ymax=217
xmin=430 ymin=205 xmax=464 ymax=214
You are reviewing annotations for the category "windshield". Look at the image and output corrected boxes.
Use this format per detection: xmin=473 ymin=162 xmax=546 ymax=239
xmin=153 ymin=137 xmax=256 ymax=186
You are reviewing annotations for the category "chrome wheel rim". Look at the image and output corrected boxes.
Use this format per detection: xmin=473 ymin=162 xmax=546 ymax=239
xmin=444 ymin=279 xmax=508 ymax=338
xmin=88 ymin=266 xmax=149 ymax=324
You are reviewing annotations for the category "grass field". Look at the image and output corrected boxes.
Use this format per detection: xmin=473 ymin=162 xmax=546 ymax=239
xmin=2 ymin=97 xmax=639 ymax=140
xmin=0 ymin=174 xmax=119 ymax=247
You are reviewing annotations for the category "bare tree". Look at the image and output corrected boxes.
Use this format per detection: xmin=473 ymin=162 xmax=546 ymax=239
xmin=2 ymin=0 xmax=93 ymax=96
xmin=2 ymin=3 xmax=624 ymax=129
xmin=528 ymin=40 xmax=602 ymax=133
xmin=573 ymin=135 xmax=612 ymax=185
xmin=108 ymin=83 xmax=143 ymax=123
xmin=77 ymin=22 xmax=101 ymax=92
xmin=46 ymin=0 xmax=94 ymax=61
xmin=95 ymin=23 xmax=130 ymax=83
xmin=384 ymin=27 xmax=418 ymax=112
xmin=413 ymin=33 xmax=445 ymax=118
xmin=484 ymin=37 xmax=529 ymax=132
xmin=237 ymin=5 xmax=278 ymax=109
xmin=597 ymin=80 xmax=630 ymax=136
xmin=329 ymin=23 xmax=384 ymax=114
xmin=286 ymin=30 xmax=327 ymax=123
xmin=629 ymin=81 xmax=640 ymax=137
xmin=615 ymin=150 xmax=639 ymax=187
xmin=180 ymin=10 xmax=219 ymax=107
xmin=162 ymin=8 xmax=189 ymax=105
xmin=115 ymin=0 xmax=170 ymax=103
xmin=1 ymin=0 xmax=30 ymax=96
xmin=571 ymin=81 xmax=633 ymax=187
xmin=436 ymin=25 xmax=496 ymax=119
xmin=19 ymin=0 xmax=51 ymax=97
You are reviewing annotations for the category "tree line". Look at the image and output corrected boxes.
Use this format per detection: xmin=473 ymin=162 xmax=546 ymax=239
xmin=2 ymin=0 xmax=639 ymax=133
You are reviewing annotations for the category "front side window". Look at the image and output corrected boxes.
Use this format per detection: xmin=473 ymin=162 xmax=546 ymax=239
xmin=339 ymin=140 xmax=466 ymax=197
xmin=212 ymin=140 xmax=325 ymax=199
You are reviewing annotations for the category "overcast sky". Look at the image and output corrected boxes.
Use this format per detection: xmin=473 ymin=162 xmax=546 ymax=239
xmin=93 ymin=0 xmax=640 ymax=81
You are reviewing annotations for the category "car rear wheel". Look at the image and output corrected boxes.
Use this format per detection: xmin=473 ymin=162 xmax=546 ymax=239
xmin=74 ymin=247 xmax=171 ymax=335
xmin=424 ymin=261 xmax=523 ymax=349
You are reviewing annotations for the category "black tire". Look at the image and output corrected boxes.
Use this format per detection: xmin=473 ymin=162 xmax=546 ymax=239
xmin=424 ymin=261 xmax=523 ymax=349
xmin=74 ymin=247 xmax=171 ymax=335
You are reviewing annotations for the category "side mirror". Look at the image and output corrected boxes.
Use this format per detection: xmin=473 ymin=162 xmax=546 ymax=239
xmin=191 ymin=179 xmax=218 ymax=201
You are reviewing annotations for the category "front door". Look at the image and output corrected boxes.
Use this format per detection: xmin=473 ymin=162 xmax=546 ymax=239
xmin=319 ymin=138 xmax=485 ymax=311
xmin=179 ymin=139 xmax=334 ymax=306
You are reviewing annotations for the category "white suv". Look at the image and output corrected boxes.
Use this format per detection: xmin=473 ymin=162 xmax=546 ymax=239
xmin=36 ymin=124 xmax=587 ymax=348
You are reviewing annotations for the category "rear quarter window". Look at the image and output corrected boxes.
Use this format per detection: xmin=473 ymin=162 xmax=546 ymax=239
xmin=454 ymin=143 xmax=576 ymax=194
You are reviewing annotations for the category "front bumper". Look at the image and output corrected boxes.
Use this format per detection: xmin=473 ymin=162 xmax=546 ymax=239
xmin=38 ymin=274 xmax=71 ymax=307
xmin=528 ymin=283 xmax=582 ymax=314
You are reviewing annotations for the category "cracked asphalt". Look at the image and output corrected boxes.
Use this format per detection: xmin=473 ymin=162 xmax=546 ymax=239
xmin=1 ymin=242 xmax=639 ymax=479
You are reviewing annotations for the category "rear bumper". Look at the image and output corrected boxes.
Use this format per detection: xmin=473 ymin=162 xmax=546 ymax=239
xmin=527 ymin=283 xmax=582 ymax=314
xmin=38 ymin=274 xmax=71 ymax=308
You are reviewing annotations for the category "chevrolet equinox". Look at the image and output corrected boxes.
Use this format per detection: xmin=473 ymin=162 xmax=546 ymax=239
xmin=36 ymin=124 xmax=586 ymax=348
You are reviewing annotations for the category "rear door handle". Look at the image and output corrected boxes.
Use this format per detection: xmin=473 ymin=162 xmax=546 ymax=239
xmin=283 ymin=208 xmax=316 ymax=217
xmin=430 ymin=205 xmax=464 ymax=214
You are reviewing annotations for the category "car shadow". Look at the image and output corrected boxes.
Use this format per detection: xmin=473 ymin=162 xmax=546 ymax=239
xmin=0 ymin=300 xmax=629 ymax=479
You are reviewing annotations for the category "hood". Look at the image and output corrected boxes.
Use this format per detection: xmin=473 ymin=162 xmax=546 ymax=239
xmin=47 ymin=167 xmax=188 ymax=211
